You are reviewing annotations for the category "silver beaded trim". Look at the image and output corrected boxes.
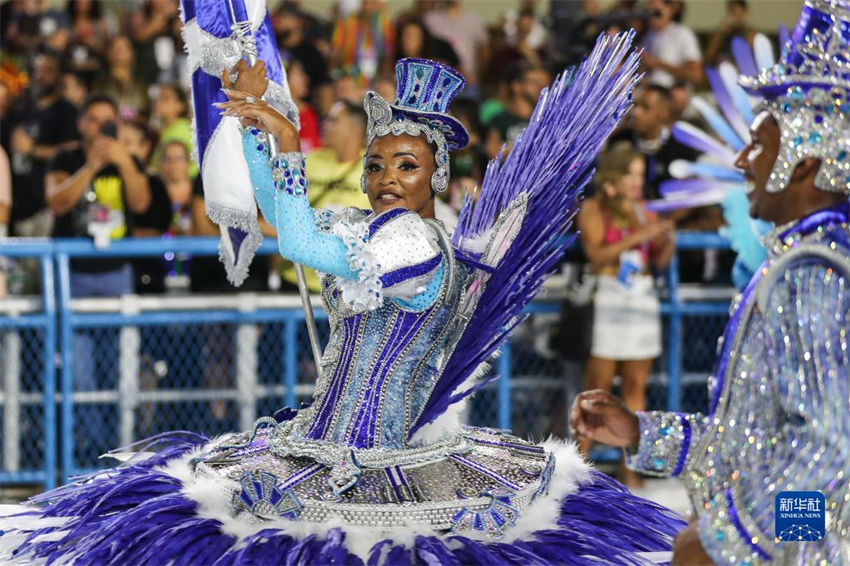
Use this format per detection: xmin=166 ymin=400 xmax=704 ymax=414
xmin=268 ymin=421 xmax=471 ymax=470
xmin=362 ymin=93 xmax=450 ymax=193
xmin=192 ymin=427 xmax=554 ymax=535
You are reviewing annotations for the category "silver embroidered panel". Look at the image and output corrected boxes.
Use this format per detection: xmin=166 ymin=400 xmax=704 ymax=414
xmin=192 ymin=425 xmax=555 ymax=538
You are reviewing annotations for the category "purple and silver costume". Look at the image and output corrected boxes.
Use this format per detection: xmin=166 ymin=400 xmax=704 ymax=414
xmin=630 ymin=1 xmax=850 ymax=564
xmin=0 ymin=34 xmax=686 ymax=564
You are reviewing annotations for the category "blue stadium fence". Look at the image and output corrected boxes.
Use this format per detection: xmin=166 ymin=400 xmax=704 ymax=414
xmin=0 ymin=234 xmax=732 ymax=488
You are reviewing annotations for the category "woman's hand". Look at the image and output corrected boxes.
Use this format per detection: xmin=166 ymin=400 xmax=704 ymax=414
xmin=216 ymin=90 xmax=300 ymax=153
xmin=637 ymin=219 xmax=674 ymax=243
xmin=221 ymin=60 xmax=268 ymax=99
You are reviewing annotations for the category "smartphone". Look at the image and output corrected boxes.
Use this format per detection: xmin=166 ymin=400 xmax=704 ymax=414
xmin=100 ymin=121 xmax=117 ymax=138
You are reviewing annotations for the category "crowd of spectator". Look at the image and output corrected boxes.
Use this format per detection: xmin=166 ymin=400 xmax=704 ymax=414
xmin=0 ymin=0 xmax=769 ymax=300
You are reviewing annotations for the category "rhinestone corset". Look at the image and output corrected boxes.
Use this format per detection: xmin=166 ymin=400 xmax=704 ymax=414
xmin=284 ymin=219 xmax=469 ymax=452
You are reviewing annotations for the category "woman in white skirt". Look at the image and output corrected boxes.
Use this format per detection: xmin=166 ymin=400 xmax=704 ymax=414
xmin=576 ymin=141 xmax=675 ymax=487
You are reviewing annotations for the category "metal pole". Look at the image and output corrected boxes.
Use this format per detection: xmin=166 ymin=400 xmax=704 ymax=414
xmin=3 ymin=329 xmax=21 ymax=473
xmin=238 ymin=32 xmax=324 ymax=375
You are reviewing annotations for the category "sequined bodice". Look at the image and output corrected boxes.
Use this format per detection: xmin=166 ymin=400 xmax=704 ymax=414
xmin=286 ymin=224 xmax=468 ymax=451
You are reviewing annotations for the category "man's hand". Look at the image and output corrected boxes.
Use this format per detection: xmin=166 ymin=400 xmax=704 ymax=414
xmin=642 ymin=52 xmax=659 ymax=70
xmin=569 ymin=390 xmax=640 ymax=447
xmin=103 ymin=137 xmax=133 ymax=168
xmin=672 ymin=523 xmax=714 ymax=565
xmin=86 ymin=138 xmax=111 ymax=171
xmin=223 ymin=59 xmax=269 ymax=99
xmin=11 ymin=127 xmax=35 ymax=156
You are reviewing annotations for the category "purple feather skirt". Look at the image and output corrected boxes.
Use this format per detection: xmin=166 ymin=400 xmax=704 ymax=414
xmin=1 ymin=431 xmax=686 ymax=565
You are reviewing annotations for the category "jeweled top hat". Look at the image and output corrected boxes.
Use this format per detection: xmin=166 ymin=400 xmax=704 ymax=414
xmin=363 ymin=58 xmax=469 ymax=193
xmin=738 ymin=0 xmax=850 ymax=194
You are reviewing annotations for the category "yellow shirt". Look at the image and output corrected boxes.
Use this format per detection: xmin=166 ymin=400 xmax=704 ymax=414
xmin=280 ymin=148 xmax=370 ymax=292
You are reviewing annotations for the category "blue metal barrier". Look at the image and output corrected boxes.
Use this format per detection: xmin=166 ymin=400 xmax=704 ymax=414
xmin=0 ymin=232 xmax=734 ymax=485
xmin=0 ymin=240 xmax=56 ymax=489
xmin=52 ymin=238 xmax=324 ymax=480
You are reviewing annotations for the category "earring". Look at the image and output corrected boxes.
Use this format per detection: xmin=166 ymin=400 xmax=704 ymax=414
xmin=431 ymin=165 xmax=449 ymax=192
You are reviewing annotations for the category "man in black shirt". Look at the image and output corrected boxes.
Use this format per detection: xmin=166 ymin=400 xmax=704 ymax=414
xmin=610 ymin=84 xmax=701 ymax=200
xmin=47 ymin=94 xmax=150 ymax=297
xmin=485 ymin=62 xmax=550 ymax=159
xmin=7 ymin=50 xmax=79 ymax=237
xmin=46 ymin=95 xmax=150 ymax=450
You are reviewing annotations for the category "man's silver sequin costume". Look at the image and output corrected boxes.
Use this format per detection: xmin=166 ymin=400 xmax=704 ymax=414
xmin=628 ymin=1 xmax=850 ymax=563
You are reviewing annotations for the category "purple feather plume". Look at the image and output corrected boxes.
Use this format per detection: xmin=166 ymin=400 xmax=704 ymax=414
xmin=778 ymin=24 xmax=790 ymax=53
xmin=731 ymin=36 xmax=758 ymax=76
xmin=705 ymin=67 xmax=751 ymax=141
xmin=409 ymin=32 xmax=643 ymax=435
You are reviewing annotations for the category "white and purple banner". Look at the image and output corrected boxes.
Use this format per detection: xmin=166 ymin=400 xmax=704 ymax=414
xmin=180 ymin=0 xmax=299 ymax=285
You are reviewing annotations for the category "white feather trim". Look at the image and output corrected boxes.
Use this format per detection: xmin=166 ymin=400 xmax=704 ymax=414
xmin=0 ymin=436 xmax=594 ymax=563
xmin=500 ymin=437 xmax=592 ymax=542
xmin=154 ymin=436 xmax=592 ymax=560
xmin=408 ymin=399 xmax=467 ymax=446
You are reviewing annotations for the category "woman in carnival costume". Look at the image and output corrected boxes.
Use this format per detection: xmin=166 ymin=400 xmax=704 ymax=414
xmin=0 ymin=33 xmax=686 ymax=565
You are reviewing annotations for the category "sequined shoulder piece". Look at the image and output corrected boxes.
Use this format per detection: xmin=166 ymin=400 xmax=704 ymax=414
xmin=366 ymin=208 xmax=443 ymax=291
xmin=756 ymin=242 xmax=850 ymax=313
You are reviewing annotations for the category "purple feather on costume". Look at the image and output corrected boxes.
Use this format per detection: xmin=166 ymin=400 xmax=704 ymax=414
xmin=778 ymin=24 xmax=790 ymax=53
xmin=705 ymin=67 xmax=751 ymax=140
xmin=731 ymin=36 xmax=758 ymax=76
xmin=410 ymin=32 xmax=643 ymax=435
xmin=660 ymin=179 xmax=745 ymax=197
xmin=672 ymin=122 xmax=737 ymax=162
xmin=6 ymin=437 xmax=683 ymax=565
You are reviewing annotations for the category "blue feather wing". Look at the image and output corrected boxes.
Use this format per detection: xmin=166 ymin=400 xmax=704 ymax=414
xmin=408 ymin=32 xmax=643 ymax=436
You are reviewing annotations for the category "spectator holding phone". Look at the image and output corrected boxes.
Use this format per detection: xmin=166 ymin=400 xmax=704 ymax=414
xmin=45 ymin=94 xmax=150 ymax=451
xmin=575 ymin=142 xmax=674 ymax=487
xmin=46 ymin=94 xmax=150 ymax=291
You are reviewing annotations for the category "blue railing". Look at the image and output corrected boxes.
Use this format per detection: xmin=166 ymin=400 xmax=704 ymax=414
xmin=0 ymin=233 xmax=732 ymax=486
xmin=0 ymin=241 xmax=56 ymax=488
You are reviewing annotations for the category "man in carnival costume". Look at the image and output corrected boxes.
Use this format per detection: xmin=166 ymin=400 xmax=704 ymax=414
xmin=0 ymin=19 xmax=688 ymax=566
xmin=572 ymin=0 xmax=850 ymax=564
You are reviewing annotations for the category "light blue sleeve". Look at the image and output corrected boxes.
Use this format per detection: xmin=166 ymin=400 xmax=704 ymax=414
xmin=242 ymin=129 xmax=277 ymax=225
xmin=241 ymin=129 xmax=446 ymax=312
xmin=241 ymin=130 xmax=355 ymax=279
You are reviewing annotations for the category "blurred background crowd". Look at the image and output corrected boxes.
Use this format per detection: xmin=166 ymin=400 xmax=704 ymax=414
xmin=0 ymin=0 xmax=789 ymax=297
xmin=0 ymin=0 xmax=784 ymax=286
xmin=0 ymin=0 xmax=805 ymax=491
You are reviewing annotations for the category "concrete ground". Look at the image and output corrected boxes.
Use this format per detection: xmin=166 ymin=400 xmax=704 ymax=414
xmin=631 ymin=477 xmax=693 ymax=517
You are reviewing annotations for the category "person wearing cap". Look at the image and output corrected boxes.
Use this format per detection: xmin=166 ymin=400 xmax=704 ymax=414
xmin=571 ymin=1 xmax=850 ymax=563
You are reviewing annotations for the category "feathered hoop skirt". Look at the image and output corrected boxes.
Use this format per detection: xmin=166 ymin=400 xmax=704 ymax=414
xmin=0 ymin=426 xmax=684 ymax=565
